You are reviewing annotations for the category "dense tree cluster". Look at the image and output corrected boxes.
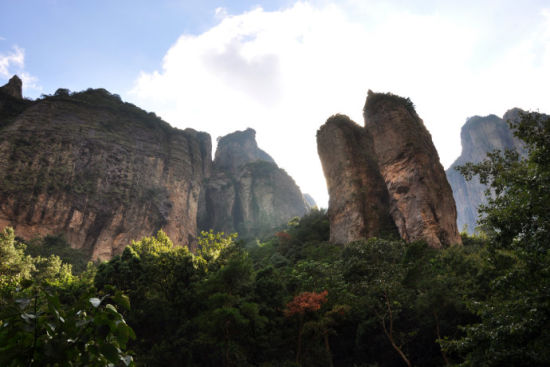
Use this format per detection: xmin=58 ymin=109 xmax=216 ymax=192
xmin=1 ymin=111 xmax=549 ymax=366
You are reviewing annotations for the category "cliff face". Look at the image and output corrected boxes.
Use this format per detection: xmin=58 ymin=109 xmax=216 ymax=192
xmin=364 ymin=91 xmax=462 ymax=248
xmin=317 ymin=91 xmax=461 ymax=248
xmin=214 ymin=128 xmax=275 ymax=175
xmin=317 ymin=114 xmax=396 ymax=243
xmin=0 ymin=86 xmax=211 ymax=260
xmin=199 ymin=128 xmax=310 ymax=238
xmin=446 ymin=109 xmax=526 ymax=233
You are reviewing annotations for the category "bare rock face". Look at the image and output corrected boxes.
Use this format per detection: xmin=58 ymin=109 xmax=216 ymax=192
xmin=363 ymin=91 xmax=462 ymax=247
xmin=0 ymin=75 xmax=23 ymax=99
xmin=317 ymin=114 xmax=396 ymax=244
xmin=0 ymin=88 xmax=211 ymax=260
xmin=199 ymin=128 xmax=310 ymax=239
xmin=317 ymin=91 xmax=461 ymax=248
xmin=446 ymin=109 xmax=526 ymax=233
xmin=214 ymin=128 xmax=275 ymax=175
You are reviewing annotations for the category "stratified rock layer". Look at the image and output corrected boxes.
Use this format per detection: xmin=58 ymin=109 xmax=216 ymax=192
xmin=446 ymin=109 xmax=526 ymax=233
xmin=317 ymin=114 xmax=396 ymax=244
xmin=0 ymin=87 xmax=211 ymax=260
xmin=364 ymin=91 xmax=462 ymax=247
xmin=199 ymin=128 xmax=310 ymax=238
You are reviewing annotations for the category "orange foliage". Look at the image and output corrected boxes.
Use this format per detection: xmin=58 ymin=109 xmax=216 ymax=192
xmin=284 ymin=290 xmax=328 ymax=317
xmin=275 ymin=231 xmax=292 ymax=242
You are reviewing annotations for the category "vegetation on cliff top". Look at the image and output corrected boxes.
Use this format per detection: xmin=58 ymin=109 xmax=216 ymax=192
xmin=364 ymin=91 xmax=417 ymax=117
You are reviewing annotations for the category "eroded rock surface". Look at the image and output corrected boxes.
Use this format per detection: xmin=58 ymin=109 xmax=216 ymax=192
xmin=446 ymin=109 xmax=526 ymax=233
xmin=214 ymin=128 xmax=275 ymax=175
xmin=317 ymin=91 xmax=461 ymax=248
xmin=199 ymin=128 xmax=310 ymax=239
xmin=364 ymin=91 xmax=462 ymax=247
xmin=317 ymin=114 xmax=396 ymax=244
xmin=0 ymin=87 xmax=211 ymax=260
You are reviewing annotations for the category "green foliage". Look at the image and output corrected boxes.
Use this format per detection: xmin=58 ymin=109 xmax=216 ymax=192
xmin=444 ymin=111 xmax=550 ymax=366
xmin=42 ymin=87 xmax=173 ymax=133
xmin=0 ymin=226 xmax=134 ymax=366
xmin=0 ymin=286 xmax=135 ymax=366
xmin=25 ymin=234 xmax=90 ymax=274
xmin=0 ymin=227 xmax=35 ymax=289
xmin=4 ymin=108 xmax=549 ymax=367
xmin=195 ymin=230 xmax=237 ymax=268
xmin=364 ymin=91 xmax=417 ymax=117
xmin=95 ymin=231 xmax=203 ymax=365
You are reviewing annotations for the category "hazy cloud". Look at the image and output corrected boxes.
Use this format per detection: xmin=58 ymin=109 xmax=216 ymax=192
xmin=130 ymin=1 xmax=550 ymax=207
xmin=0 ymin=45 xmax=40 ymax=93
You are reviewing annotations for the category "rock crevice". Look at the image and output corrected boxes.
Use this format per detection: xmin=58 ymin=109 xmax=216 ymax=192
xmin=317 ymin=91 xmax=462 ymax=248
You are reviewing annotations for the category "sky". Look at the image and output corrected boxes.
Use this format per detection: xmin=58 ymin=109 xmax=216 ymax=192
xmin=1 ymin=0 xmax=549 ymax=207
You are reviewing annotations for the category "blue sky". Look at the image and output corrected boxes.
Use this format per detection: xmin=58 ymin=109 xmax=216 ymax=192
xmin=2 ymin=1 xmax=550 ymax=207
xmin=0 ymin=0 xmax=290 ymax=96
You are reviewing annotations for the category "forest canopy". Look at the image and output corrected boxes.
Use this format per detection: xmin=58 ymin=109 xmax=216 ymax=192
xmin=1 ymin=111 xmax=549 ymax=366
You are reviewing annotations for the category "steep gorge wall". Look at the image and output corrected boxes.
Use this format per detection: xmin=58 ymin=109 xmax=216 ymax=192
xmin=0 ymin=86 xmax=211 ymax=260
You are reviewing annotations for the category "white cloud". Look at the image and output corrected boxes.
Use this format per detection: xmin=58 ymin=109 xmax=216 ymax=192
xmin=0 ymin=46 xmax=24 ymax=78
xmin=129 ymin=1 xmax=550 ymax=208
xmin=0 ymin=46 xmax=40 ymax=93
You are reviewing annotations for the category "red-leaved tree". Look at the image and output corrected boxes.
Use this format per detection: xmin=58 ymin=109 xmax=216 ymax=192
xmin=284 ymin=290 xmax=328 ymax=364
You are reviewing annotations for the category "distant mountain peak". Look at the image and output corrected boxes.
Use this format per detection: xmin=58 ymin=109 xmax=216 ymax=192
xmin=214 ymin=127 xmax=275 ymax=174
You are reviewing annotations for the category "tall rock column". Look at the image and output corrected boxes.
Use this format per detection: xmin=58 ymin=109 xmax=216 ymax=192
xmin=363 ymin=91 xmax=462 ymax=247
xmin=317 ymin=114 xmax=396 ymax=243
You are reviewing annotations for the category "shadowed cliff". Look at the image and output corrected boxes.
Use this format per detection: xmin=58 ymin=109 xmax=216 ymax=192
xmin=198 ymin=128 xmax=311 ymax=239
xmin=446 ymin=109 xmax=526 ymax=233
xmin=0 ymin=82 xmax=211 ymax=260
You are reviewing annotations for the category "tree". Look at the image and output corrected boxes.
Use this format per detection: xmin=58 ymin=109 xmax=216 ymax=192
xmin=0 ymin=227 xmax=35 ymax=290
xmin=444 ymin=112 xmax=550 ymax=366
xmin=0 ymin=227 xmax=134 ymax=366
xmin=194 ymin=248 xmax=267 ymax=367
xmin=0 ymin=286 xmax=135 ymax=366
xmin=342 ymin=238 xmax=415 ymax=367
xmin=284 ymin=290 xmax=328 ymax=365
xmin=94 ymin=230 xmax=200 ymax=365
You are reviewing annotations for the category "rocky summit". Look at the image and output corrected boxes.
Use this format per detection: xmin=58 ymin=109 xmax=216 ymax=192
xmin=198 ymin=128 xmax=311 ymax=239
xmin=446 ymin=109 xmax=526 ymax=233
xmin=0 ymin=75 xmax=23 ymax=99
xmin=0 ymin=79 xmax=310 ymax=259
xmin=318 ymin=91 xmax=462 ymax=248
